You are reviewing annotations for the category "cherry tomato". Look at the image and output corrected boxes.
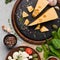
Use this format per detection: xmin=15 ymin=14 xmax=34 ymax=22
xmin=25 ymin=48 xmax=33 ymax=54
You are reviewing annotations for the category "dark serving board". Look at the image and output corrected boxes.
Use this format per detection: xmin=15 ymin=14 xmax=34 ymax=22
xmin=6 ymin=46 xmax=41 ymax=60
xmin=12 ymin=0 xmax=60 ymax=44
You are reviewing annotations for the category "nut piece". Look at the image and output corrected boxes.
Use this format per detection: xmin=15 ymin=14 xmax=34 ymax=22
xmin=40 ymin=26 xmax=49 ymax=32
xmin=24 ymin=19 xmax=30 ymax=26
xmin=27 ymin=6 xmax=34 ymax=12
xmin=22 ymin=11 xmax=29 ymax=18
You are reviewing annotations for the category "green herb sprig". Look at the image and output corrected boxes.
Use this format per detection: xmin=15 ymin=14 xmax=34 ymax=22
xmin=5 ymin=0 xmax=12 ymax=4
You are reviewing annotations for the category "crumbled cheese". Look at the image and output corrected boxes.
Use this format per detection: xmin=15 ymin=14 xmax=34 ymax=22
xmin=13 ymin=52 xmax=19 ymax=59
xmin=10 ymin=59 xmax=16 ymax=60
xmin=35 ymin=24 xmax=40 ymax=30
xmin=24 ymin=19 xmax=30 ymax=26
xmin=29 ymin=56 xmax=32 ymax=59
xmin=22 ymin=52 xmax=29 ymax=58
xmin=40 ymin=26 xmax=49 ymax=32
xmin=22 ymin=11 xmax=29 ymax=18
xmin=8 ymin=56 xmax=12 ymax=60
xmin=27 ymin=6 xmax=34 ymax=12
xmin=23 ymin=58 xmax=28 ymax=60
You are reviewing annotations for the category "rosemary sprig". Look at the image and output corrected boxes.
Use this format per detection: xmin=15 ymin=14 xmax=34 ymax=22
xmin=5 ymin=0 xmax=12 ymax=4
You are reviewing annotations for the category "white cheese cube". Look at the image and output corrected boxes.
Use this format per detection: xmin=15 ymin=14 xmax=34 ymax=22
xmin=13 ymin=52 xmax=19 ymax=59
xmin=22 ymin=52 xmax=29 ymax=58
xmin=8 ymin=56 xmax=12 ymax=60
xmin=10 ymin=59 xmax=16 ymax=60
xmin=29 ymin=56 xmax=32 ymax=59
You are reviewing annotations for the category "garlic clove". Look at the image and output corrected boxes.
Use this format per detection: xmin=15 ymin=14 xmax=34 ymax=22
xmin=2 ymin=25 xmax=7 ymax=31
xmin=48 ymin=0 xmax=57 ymax=6
xmin=55 ymin=6 xmax=60 ymax=10
xmin=7 ymin=28 xmax=11 ymax=33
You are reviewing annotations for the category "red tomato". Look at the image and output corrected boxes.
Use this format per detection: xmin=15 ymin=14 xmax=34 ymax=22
xmin=25 ymin=48 xmax=33 ymax=54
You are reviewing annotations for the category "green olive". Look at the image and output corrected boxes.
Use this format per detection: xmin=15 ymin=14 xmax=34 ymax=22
xmin=20 ymin=48 xmax=25 ymax=51
xmin=33 ymin=58 xmax=38 ymax=60
xmin=36 ymin=46 xmax=42 ymax=52
xmin=52 ymin=24 xmax=58 ymax=29
xmin=33 ymin=54 xmax=38 ymax=58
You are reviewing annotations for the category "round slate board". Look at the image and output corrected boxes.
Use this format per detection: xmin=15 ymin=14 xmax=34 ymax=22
xmin=12 ymin=0 xmax=60 ymax=44
xmin=6 ymin=46 xmax=41 ymax=60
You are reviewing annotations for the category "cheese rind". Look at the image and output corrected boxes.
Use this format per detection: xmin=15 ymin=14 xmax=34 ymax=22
xmin=22 ymin=11 xmax=29 ymax=18
xmin=32 ymin=0 xmax=49 ymax=17
xmin=29 ymin=7 xmax=58 ymax=26
xmin=40 ymin=26 xmax=49 ymax=32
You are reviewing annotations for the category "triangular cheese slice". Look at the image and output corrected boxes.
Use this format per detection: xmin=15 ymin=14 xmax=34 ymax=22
xmin=29 ymin=7 xmax=58 ymax=26
xmin=22 ymin=11 xmax=29 ymax=18
xmin=32 ymin=0 xmax=49 ymax=17
xmin=35 ymin=24 xmax=40 ymax=30
xmin=24 ymin=19 xmax=30 ymax=26
xmin=40 ymin=26 xmax=49 ymax=32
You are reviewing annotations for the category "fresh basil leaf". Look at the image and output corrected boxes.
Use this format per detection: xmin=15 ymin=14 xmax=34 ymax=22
xmin=52 ymin=31 xmax=58 ymax=39
xmin=51 ymin=39 xmax=60 ymax=49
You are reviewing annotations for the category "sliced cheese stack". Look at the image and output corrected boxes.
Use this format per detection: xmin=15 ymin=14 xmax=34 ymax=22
xmin=29 ymin=7 xmax=58 ymax=26
xmin=32 ymin=0 xmax=49 ymax=17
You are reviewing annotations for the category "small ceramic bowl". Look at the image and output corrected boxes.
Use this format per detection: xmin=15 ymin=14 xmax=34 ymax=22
xmin=47 ymin=56 xmax=60 ymax=60
xmin=3 ymin=34 xmax=17 ymax=49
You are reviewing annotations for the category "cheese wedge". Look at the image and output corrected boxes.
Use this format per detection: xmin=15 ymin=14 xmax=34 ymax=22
xmin=32 ymin=0 xmax=49 ymax=17
xmin=27 ymin=6 xmax=34 ymax=12
xmin=29 ymin=7 xmax=58 ymax=26
xmin=40 ymin=26 xmax=49 ymax=32
xmin=35 ymin=24 xmax=40 ymax=30
xmin=22 ymin=11 xmax=29 ymax=18
xmin=24 ymin=19 xmax=30 ymax=26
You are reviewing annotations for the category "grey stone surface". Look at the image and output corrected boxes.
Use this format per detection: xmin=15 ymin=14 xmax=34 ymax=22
xmin=0 ymin=0 xmax=23 ymax=60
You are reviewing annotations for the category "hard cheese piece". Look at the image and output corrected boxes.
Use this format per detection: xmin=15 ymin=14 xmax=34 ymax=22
xmin=24 ymin=19 xmax=30 ymax=26
xmin=35 ymin=24 xmax=40 ymax=30
xmin=40 ymin=26 xmax=49 ymax=32
xmin=22 ymin=11 xmax=29 ymax=18
xmin=32 ymin=0 xmax=49 ymax=17
xmin=27 ymin=6 xmax=34 ymax=12
xmin=29 ymin=7 xmax=58 ymax=26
